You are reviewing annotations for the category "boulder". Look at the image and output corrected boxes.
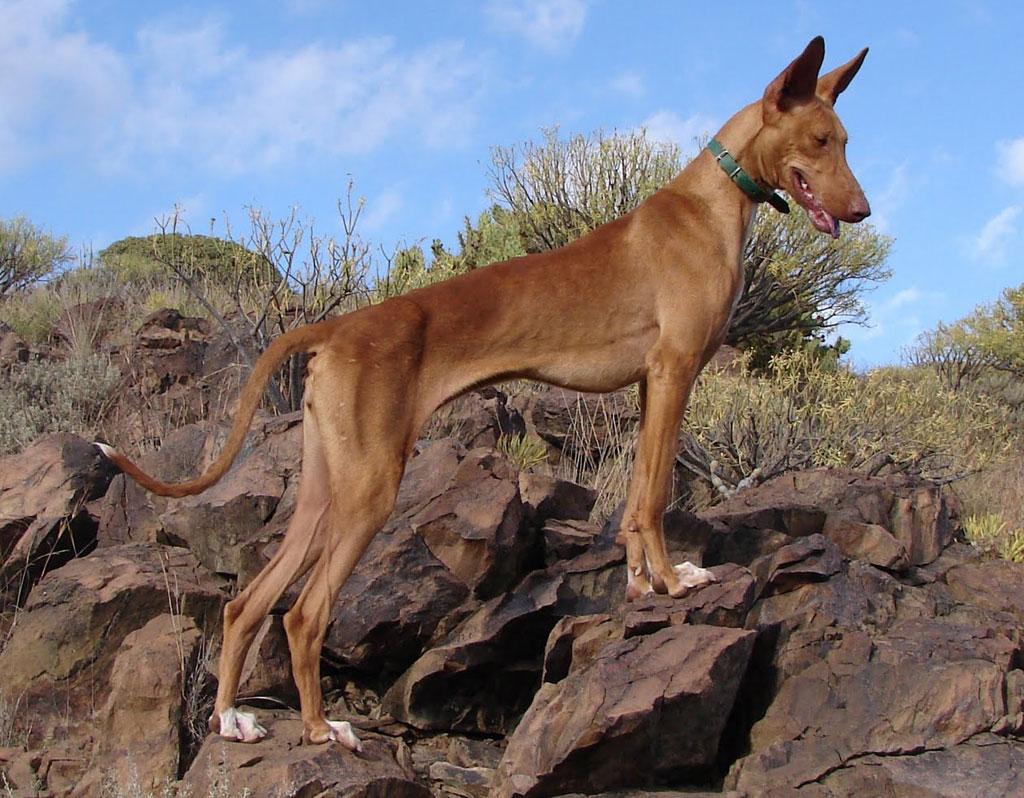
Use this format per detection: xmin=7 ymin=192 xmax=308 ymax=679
xmin=0 ymin=434 xmax=115 ymax=603
xmin=750 ymin=533 xmax=843 ymax=596
xmin=80 ymin=614 xmax=203 ymax=794
xmin=324 ymin=522 xmax=473 ymax=681
xmin=494 ymin=625 xmax=755 ymax=797
xmin=425 ymin=387 xmax=524 ymax=449
xmin=409 ymin=449 xmax=532 ymax=598
xmin=383 ymin=569 xmax=566 ymax=734
xmin=702 ymin=469 xmax=957 ymax=567
xmin=182 ymin=713 xmax=429 ymax=798
xmin=0 ymin=543 xmax=225 ymax=735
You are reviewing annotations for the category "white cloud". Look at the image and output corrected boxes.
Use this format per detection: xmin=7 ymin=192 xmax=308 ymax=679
xmin=968 ymin=205 xmax=1021 ymax=263
xmin=0 ymin=9 xmax=483 ymax=177
xmin=609 ymin=70 xmax=644 ymax=98
xmin=485 ymin=0 xmax=588 ymax=53
xmin=362 ymin=187 xmax=404 ymax=232
xmin=0 ymin=0 xmax=128 ymax=172
xmin=639 ymin=110 xmax=717 ymax=154
xmin=842 ymin=285 xmax=945 ymax=362
xmin=997 ymin=137 xmax=1024 ymax=187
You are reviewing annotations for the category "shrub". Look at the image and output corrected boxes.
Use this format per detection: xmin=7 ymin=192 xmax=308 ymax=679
xmin=679 ymin=350 xmax=1014 ymax=497
xmin=0 ymin=215 xmax=74 ymax=296
xmin=0 ymin=352 xmax=120 ymax=455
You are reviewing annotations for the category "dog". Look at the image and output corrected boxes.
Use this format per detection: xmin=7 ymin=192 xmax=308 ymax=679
xmin=97 ymin=35 xmax=871 ymax=748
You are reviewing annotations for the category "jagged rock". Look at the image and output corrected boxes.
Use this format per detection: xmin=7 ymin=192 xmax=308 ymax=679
xmin=812 ymin=734 xmax=1024 ymax=797
xmin=77 ymin=614 xmax=203 ymax=795
xmin=494 ymin=625 xmax=755 ymax=797
xmin=750 ymin=533 xmax=843 ymax=596
xmin=429 ymin=761 xmax=494 ymax=798
xmin=161 ymin=447 xmax=285 ymax=576
xmin=518 ymin=472 xmax=596 ymax=525
xmin=542 ymin=518 xmax=601 ymax=564
xmin=945 ymin=559 xmax=1024 ymax=621
xmin=236 ymin=614 xmax=296 ymax=703
xmin=0 ymin=543 xmax=224 ymax=712
xmin=542 ymin=614 xmax=620 ymax=683
xmin=0 ymin=433 xmax=115 ymax=603
xmin=425 ymin=387 xmax=523 ymax=448
xmin=383 ymin=569 xmax=567 ymax=734
xmin=97 ymin=424 xmax=210 ymax=547
xmin=324 ymin=522 xmax=473 ymax=681
xmin=182 ymin=713 xmax=429 ymax=798
xmin=409 ymin=449 xmax=532 ymax=599
xmin=823 ymin=516 xmax=909 ymax=570
xmin=625 ymin=563 xmax=757 ymax=631
xmin=703 ymin=469 xmax=957 ymax=566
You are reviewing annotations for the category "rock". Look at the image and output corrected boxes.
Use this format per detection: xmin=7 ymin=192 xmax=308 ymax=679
xmin=727 ymin=592 xmax=1024 ymax=795
xmin=542 ymin=518 xmax=601 ymax=564
xmin=96 ymin=423 xmax=213 ymax=549
xmin=945 ymin=559 xmax=1024 ymax=621
xmin=624 ymin=563 xmax=756 ymax=631
xmin=429 ymin=761 xmax=494 ymax=798
xmin=0 ymin=543 xmax=224 ymax=729
xmin=542 ymin=614 xmax=619 ymax=683
xmin=236 ymin=614 xmax=296 ymax=703
xmin=160 ymin=448 xmax=285 ymax=576
xmin=518 ymin=472 xmax=595 ymax=525
xmin=509 ymin=387 xmax=638 ymax=466
xmin=84 ymin=614 xmax=203 ymax=794
xmin=425 ymin=387 xmax=523 ymax=449
xmin=383 ymin=569 xmax=567 ymax=734
xmin=815 ymin=734 xmax=1024 ymax=797
xmin=750 ymin=533 xmax=843 ymax=596
xmin=822 ymin=516 xmax=909 ymax=570
xmin=494 ymin=625 xmax=755 ymax=797
xmin=182 ymin=713 xmax=430 ymax=798
xmin=703 ymin=469 xmax=957 ymax=567
xmin=0 ymin=433 xmax=115 ymax=603
xmin=409 ymin=449 xmax=532 ymax=598
xmin=324 ymin=522 xmax=472 ymax=681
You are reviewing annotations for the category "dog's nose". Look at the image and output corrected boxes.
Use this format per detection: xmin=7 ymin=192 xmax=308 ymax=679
xmin=848 ymin=197 xmax=871 ymax=222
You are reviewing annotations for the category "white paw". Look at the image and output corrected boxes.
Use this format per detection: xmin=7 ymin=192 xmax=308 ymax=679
xmin=674 ymin=561 xmax=718 ymax=589
xmin=327 ymin=719 xmax=363 ymax=752
xmin=219 ymin=707 xmax=267 ymax=743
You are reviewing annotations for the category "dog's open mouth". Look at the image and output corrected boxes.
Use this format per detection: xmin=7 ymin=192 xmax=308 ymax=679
xmin=791 ymin=168 xmax=840 ymax=239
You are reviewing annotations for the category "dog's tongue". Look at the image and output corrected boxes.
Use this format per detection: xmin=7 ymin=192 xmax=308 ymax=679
xmin=810 ymin=207 xmax=841 ymax=239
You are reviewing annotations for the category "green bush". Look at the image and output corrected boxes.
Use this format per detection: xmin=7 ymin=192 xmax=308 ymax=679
xmin=0 ymin=352 xmax=120 ymax=455
xmin=99 ymin=233 xmax=279 ymax=289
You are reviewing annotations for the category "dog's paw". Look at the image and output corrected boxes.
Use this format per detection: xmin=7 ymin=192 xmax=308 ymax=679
xmin=625 ymin=564 xmax=654 ymax=600
xmin=673 ymin=561 xmax=718 ymax=590
xmin=327 ymin=720 xmax=363 ymax=752
xmin=218 ymin=707 xmax=267 ymax=743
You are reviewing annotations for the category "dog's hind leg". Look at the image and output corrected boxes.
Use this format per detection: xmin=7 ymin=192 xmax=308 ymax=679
xmin=210 ymin=415 xmax=333 ymax=742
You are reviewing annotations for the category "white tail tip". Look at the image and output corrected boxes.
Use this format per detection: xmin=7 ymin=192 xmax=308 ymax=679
xmin=95 ymin=442 xmax=117 ymax=459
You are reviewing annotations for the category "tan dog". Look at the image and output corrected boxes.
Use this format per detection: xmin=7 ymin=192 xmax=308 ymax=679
xmin=98 ymin=36 xmax=871 ymax=748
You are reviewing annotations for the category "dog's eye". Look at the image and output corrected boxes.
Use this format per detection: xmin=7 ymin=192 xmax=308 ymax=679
xmin=815 ymin=134 xmax=829 ymax=147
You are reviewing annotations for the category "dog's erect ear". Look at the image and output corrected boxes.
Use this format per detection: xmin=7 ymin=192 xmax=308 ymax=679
xmin=763 ymin=36 xmax=826 ymax=121
xmin=817 ymin=47 xmax=868 ymax=106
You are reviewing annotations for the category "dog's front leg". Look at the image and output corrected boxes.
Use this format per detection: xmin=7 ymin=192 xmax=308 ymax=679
xmin=619 ymin=347 xmax=717 ymax=599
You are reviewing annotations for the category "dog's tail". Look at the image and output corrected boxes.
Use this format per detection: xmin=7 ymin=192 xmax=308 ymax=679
xmin=97 ymin=325 xmax=321 ymax=498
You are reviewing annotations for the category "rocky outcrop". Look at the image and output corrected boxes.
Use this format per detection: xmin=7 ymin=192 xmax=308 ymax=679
xmin=3 ymin=385 xmax=1021 ymax=798
xmin=495 ymin=625 xmax=755 ymax=797
xmin=0 ymin=434 xmax=115 ymax=603
xmin=182 ymin=713 xmax=429 ymax=798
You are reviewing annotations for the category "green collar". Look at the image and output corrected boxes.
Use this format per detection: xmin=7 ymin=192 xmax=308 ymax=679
xmin=707 ymin=138 xmax=790 ymax=214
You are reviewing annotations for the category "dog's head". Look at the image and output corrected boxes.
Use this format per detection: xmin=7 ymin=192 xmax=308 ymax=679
xmin=756 ymin=37 xmax=871 ymax=238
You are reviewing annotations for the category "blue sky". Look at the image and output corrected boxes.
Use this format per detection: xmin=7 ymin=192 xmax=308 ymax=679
xmin=1 ymin=0 xmax=1021 ymax=367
